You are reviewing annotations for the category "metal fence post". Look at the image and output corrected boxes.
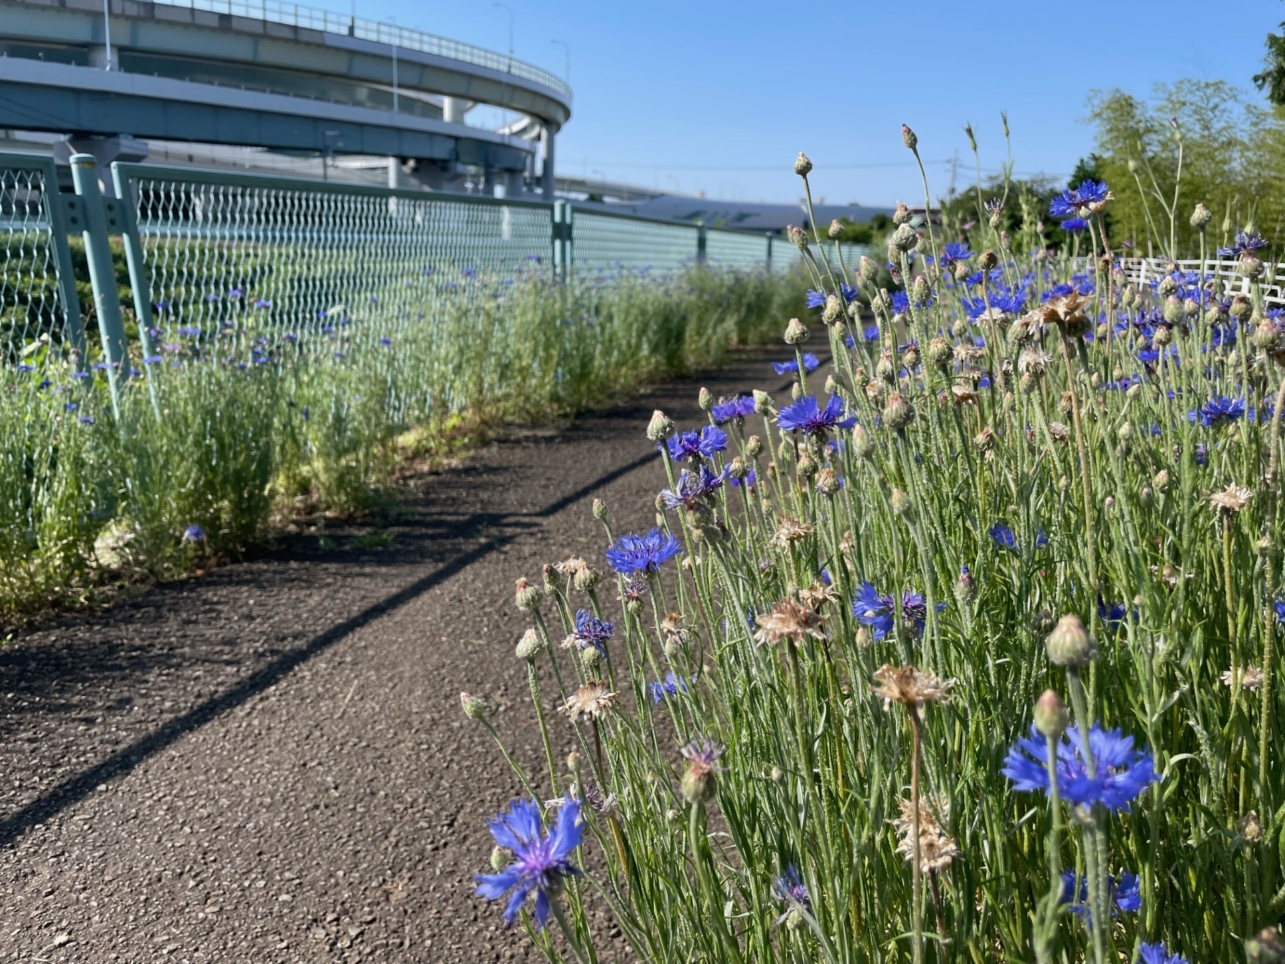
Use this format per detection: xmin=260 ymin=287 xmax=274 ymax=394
xmin=110 ymin=163 xmax=162 ymax=419
xmin=564 ymin=202 xmax=574 ymax=278
xmin=39 ymin=173 xmax=90 ymax=371
xmin=696 ymin=220 xmax=707 ymax=265
xmin=765 ymin=232 xmax=773 ymax=272
xmin=69 ymin=154 xmax=129 ymax=414
xmin=552 ymin=199 xmax=565 ymax=283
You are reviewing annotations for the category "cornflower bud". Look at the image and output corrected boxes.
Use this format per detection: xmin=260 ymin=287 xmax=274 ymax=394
xmin=791 ymin=381 xmax=804 ymax=400
xmin=893 ymin=201 xmax=912 ymax=226
xmin=824 ymin=374 xmax=840 ymax=395
xmin=903 ymin=344 xmax=921 ymax=369
xmin=515 ymin=577 xmax=542 ymax=611
xmin=796 ymin=450 xmax=818 ymax=479
xmin=573 ymin=565 xmax=600 ymax=592
xmin=890 ymin=223 xmax=919 ymax=252
xmin=794 ymin=152 xmax=813 ymax=176
xmin=828 ymin=218 xmax=845 ymax=239
xmin=1157 ymin=276 xmax=1178 ymax=297
xmin=875 ymin=351 xmax=896 ymax=383
xmin=542 ymin=563 xmax=564 ymax=594
xmin=822 ymin=294 xmax=843 ymax=325
xmin=592 ymin=498 xmax=609 ymax=523
xmin=858 ymin=256 xmax=880 ymax=285
xmin=883 ymin=392 xmax=915 ymax=430
xmin=782 ymin=316 xmax=810 ymax=345
xmin=852 ymin=424 xmax=874 ymax=459
xmin=1045 ymin=614 xmax=1097 ymax=667
xmin=911 ymin=274 xmax=930 ymax=305
xmin=816 ymin=467 xmax=840 ymax=496
xmin=890 ymin=487 xmax=913 ymax=516
xmin=979 ymin=249 xmax=998 ymax=271
xmin=956 ymin=565 xmax=975 ymax=604
xmin=787 ymin=225 xmax=808 ymax=249
xmin=901 ymin=123 xmax=918 ymax=151
xmin=516 ymin=628 xmax=545 ymax=661
xmin=460 ymin=692 xmax=486 ymax=720
xmin=1231 ymin=295 xmax=1253 ymax=320
xmin=1183 ymin=297 xmax=1200 ymax=318
xmin=1118 ymin=422 xmax=1133 ymax=442
xmin=951 ymin=318 xmax=970 ymax=339
xmin=954 ymin=260 xmax=971 ymax=281
xmin=1033 ymin=689 xmax=1069 ymax=739
xmin=646 ymin=409 xmax=675 ymax=442
xmin=746 ymin=434 xmax=763 ymax=459
xmin=698 ymin=387 xmax=713 ymax=411
xmin=727 ymin=456 xmax=747 ymax=480
xmin=1190 ymin=203 xmax=1213 ymax=229
xmin=1241 ymin=256 xmax=1265 ymax=280
xmin=1163 ymin=296 xmax=1184 ymax=325
xmin=753 ymin=390 xmax=776 ymax=415
xmin=926 ymin=337 xmax=952 ymax=373
xmin=1255 ymin=319 xmax=1281 ymax=352
xmin=567 ymin=750 xmax=581 ymax=776
xmin=490 ymin=845 xmax=510 ymax=872
xmin=871 ymin=288 xmax=892 ymax=314
xmin=1153 ymin=325 xmax=1172 ymax=347
xmin=777 ymin=439 xmax=794 ymax=464
xmin=1153 ymin=468 xmax=1170 ymax=490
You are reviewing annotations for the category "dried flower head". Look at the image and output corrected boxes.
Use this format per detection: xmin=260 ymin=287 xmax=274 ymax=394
xmin=890 ymin=796 xmax=960 ymax=873
xmin=1210 ymin=484 xmax=1254 ymax=514
xmin=872 ymin=664 xmax=954 ymax=709
xmin=799 ymin=579 xmax=840 ymax=611
xmin=754 ymin=598 xmax=826 ymax=647
xmin=1223 ymin=665 xmax=1265 ymax=691
xmin=561 ymin=681 xmax=616 ymax=722
xmin=771 ymin=514 xmax=816 ymax=550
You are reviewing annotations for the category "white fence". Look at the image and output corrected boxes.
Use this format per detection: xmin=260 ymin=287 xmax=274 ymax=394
xmin=1114 ymin=257 xmax=1285 ymax=308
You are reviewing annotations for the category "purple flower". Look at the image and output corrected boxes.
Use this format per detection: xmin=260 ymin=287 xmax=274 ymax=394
xmin=772 ymin=864 xmax=811 ymax=924
xmin=988 ymin=523 xmax=1018 ymax=550
xmin=475 ymin=796 xmax=581 ymax=928
xmin=380 ymin=336 xmax=393 ymax=346
xmin=660 ymin=465 xmax=727 ymax=511
xmin=572 ymin=609 xmax=613 ymax=658
xmin=851 ymin=581 xmax=941 ymax=639
xmin=1139 ymin=944 xmax=1189 ymax=964
xmin=78 ymin=415 xmax=94 ymax=425
xmin=1061 ymin=217 xmax=1089 ymax=233
xmin=648 ymin=671 xmax=692 ymax=702
xmin=777 ymin=394 xmax=857 ymax=436
xmin=461 ymin=267 xmax=478 ymax=278
xmin=710 ymin=394 xmax=756 ymax=425
xmin=253 ymin=299 xmax=272 ymax=309
xmin=16 ymin=362 xmax=34 ymax=373
xmin=939 ymin=241 xmax=971 ymax=268
xmin=772 ymin=353 xmax=820 ymax=375
xmin=1193 ymin=396 xmax=1245 ymax=427
xmin=228 ymin=288 xmax=243 ymax=299
xmin=1003 ymin=724 xmax=1159 ymax=812
xmin=605 ymin=528 xmax=682 ymax=575
xmin=1060 ymin=870 xmax=1140 ymax=924
xmin=1050 ymin=180 xmax=1111 ymax=220
xmin=183 ymin=524 xmax=205 ymax=542
xmin=1217 ymin=230 xmax=1268 ymax=259
xmin=665 ymin=425 xmax=727 ymax=462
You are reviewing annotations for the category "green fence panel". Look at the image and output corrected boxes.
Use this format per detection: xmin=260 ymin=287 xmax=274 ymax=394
xmin=570 ymin=210 xmax=700 ymax=276
xmin=0 ymin=151 xmax=87 ymax=368
xmin=706 ymin=229 xmax=770 ymax=269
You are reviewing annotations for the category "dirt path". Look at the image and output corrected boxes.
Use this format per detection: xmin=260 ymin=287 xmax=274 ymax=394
xmin=0 ymin=334 xmax=832 ymax=964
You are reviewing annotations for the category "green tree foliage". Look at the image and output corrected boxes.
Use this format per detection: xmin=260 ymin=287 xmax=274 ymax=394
xmin=1085 ymin=79 xmax=1285 ymax=257
xmin=1253 ymin=21 xmax=1285 ymax=106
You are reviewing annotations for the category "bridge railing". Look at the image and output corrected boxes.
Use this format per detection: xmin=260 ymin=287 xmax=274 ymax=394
xmin=0 ymin=151 xmax=831 ymax=411
xmin=149 ymin=0 xmax=573 ymax=100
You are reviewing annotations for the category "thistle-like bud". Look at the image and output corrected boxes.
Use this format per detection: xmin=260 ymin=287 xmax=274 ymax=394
xmin=1157 ymin=276 xmax=1178 ymax=297
xmin=956 ymin=565 xmax=975 ymax=604
xmin=911 ymin=273 xmax=930 ymax=305
xmin=822 ymin=295 xmax=844 ymax=325
xmin=858 ymin=256 xmax=880 ymax=285
xmin=816 ymin=467 xmax=840 ymax=496
xmin=1153 ymin=325 xmax=1172 ymax=347
xmin=1117 ymin=421 xmax=1133 ymax=442
xmin=791 ymin=381 xmax=804 ymax=400
xmin=1255 ymin=319 xmax=1281 ymax=352
xmin=926 ymin=337 xmax=952 ymax=374
xmin=893 ymin=201 xmax=912 ymax=226
xmin=573 ymin=564 xmax=600 ymax=592
xmin=890 ymin=223 xmax=919 ymax=252
xmin=1241 ymin=256 xmax=1266 ymax=280
xmin=903 ymin=344 xmax=921 ymax=369
xmin=828 ymin=218 xmax=845 ymax=239
xmin=698 ymin=387 xmax=713 ymax=411
xmin=1033 ymin=689 xmax=1069 ymax=739
xmin=515 ymin=577 xmax=542 ymax=612
xmin=824 ymin=374 xmax=840 ymax=395
xmin=951 ymin=318 xmax=970 ymax=339
xmin=871 ymin=288 xmax=892 ymax=314
xmin=681 ymin=766 xmax=716 ymax=804
xmin=779 ymin=317 xmax=808 ymax=347
xmin=979 ymin=249 xmax=998 ymax=271
xmin=875 ymin=351 xmax=896 ymax=383
xmin=890 ymin=487 xmax=913 ymax=516
xmin=592 ymin=498 xmax=609 ymax=523
xmin=883 ymin=392 xmax=915 ymax=430
xmin=954 ymin=259 xmax=972 ymax=281
xmin=777 ymin=439 xmax=794 ymax=464
xmin=901 ymin=123 xmax=918 ymax=151
xmin=542 ymin=563 xmax=564 ymax=594
xmin=746 ymin=434 xmax=763 ymax=459
xmin=491 ymin=846 xmax=511 ymax=871
xmin=1045 ymin=614 xmax=1097 ymax=667
xmin=796 ymin=450 xmax=818 ymax=479
xmin=989 ymin=206 xmax=1003 ymax=230
xmin=794 ymin=152 xmax=813 ymax=176
xmin=460 ymin=691 xmax=486 ymax=720
xmin=568 ymin=750 xmax=581 ymax=776
xmin=647 ymin=409 xmax=675 ymax=442
xmin=1163 ymin=295 xmax=1184 ymax=325
xmin=1183 ymin=297 xmax=1200 ymax=318
xmin=516 ymin=628 xmax=545 ymax=661
xmin=1190 ymin=203 xmax=1213 ymax=229
xmin=852 ymin=424 xmax=874 ymax=459
xmin=787 ymin=225 xmax=808 ymax=249
xmin=1153 ymin=468 xmax=1170 ymax=490
xmin=1246 ymin=927 xmax=1285 ymax=964
xmin=753 ymin=390 xmax=776 ymax=415
xmin=1231 ymin=295 xmax=1254 ymax=320
xmin=727 ymin=455 xmax=747 ymax=480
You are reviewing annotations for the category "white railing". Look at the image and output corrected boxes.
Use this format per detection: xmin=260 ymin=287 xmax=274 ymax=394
xmin=150 ymin=0 xmax=572 ymax=101
xmin=1114 ymin=257 xmax=1285 ymax=308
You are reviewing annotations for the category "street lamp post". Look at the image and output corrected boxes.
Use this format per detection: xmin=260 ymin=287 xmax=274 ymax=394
xmin=550 ymin=39 xmax=569 ymax=85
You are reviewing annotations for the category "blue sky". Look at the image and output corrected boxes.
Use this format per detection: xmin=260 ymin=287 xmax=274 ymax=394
xmin=359 ymin=0 xmax=1281 ymax=205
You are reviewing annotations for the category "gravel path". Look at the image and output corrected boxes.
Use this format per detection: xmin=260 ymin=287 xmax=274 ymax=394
xmin=0 ymin=336 xmax=827 ymax=964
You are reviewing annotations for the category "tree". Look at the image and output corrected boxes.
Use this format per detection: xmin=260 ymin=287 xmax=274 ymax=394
xmin=1253 ymin=22 xmax=1285 ymax=106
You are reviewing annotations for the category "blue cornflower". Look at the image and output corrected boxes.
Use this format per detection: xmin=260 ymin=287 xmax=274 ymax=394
xmin=728 ymin=467 xmax=757 ymax=490
xmin=648 ymin=671 xmax=692 ymax=702
xmin=475 ymin=796 xmax=581 ymax=928
xmin=891 ymin=290 xmax=910 ymax=315
xmin=711 ymin=394 xmax=755 ymax=425
xmin=183 ymin=524 xmax=205 ymax=542
xmin=380 ymin=336 xmax=393 ymax=346
xmin=605 ymin=529 xmax=683 ymax=575
xmin=177 ymin=326 xmax=201 ymax=337
xmin=1059 ymin=870 xmax=1141 ymax=923
xmin=1061 ymin=217 xmax=1089 ymax=233
xmin=253 ymin=299 xmax=272 ymax=309
xmin=1137 ymin=347 xmax=1160 ymax=365
xmin=1275 ymin=599 xmax=1285 ymax=623
xmin=851 ymin=581 xmax=940 ymax=640
xmin=1139 ymin=943 xmax=1189 ymax=964
xmin=772 ymin=353 xmax=820 ymax=375
xmin=1097 ymin=599 xmax=1128 ymax=629
xmin=660 ymin=465 xmax=727 ymax=511
xmin=777 ymin=394 xmax=857 ymax=437
xmin=284 ymin=332 xmax=299 ymax=342
xmin=805 ymin=289 xmax=826 ymax=309
xmin=771 ymin=865 xmax=811 ymax=925
xmin=16 ymin=362 xmax=34 ymax=373
xmin=64 ymin=402 xmax=78 ymax=412
xmin=988 ymin=523 xmax=1017 ymax=550
xmin=1193 ymin=396 xmax=1245 ymax=427
xmin=1217 ymin=230 xmax=1268 ymax=259
xmin=1003 ymin=724 xmax=1159 ymax=811
xmin=78 ymin=415 xmax=94 ymax=425
xmin=572 ymin=609 xmax=613 ymax=658
xmin=228 ymin=287 xmax=243 ymax=298
xmin=461 ymin=267 xmax=478 ymax=278
xmin=1050 ymin=179 xmax=1111 ymax=220
xmin=665 ymin=425 xmax=727 ymax=462
xmin=939 ymin=240 xmax=971 ymax=268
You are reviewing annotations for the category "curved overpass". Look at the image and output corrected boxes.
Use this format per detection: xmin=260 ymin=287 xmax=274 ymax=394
xmin=0 ymin=0 xmax=571 ymax=194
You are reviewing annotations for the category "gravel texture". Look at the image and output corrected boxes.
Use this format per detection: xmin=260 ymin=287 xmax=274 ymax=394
xmin=0 ymin=335 xmax=828 ymax=963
